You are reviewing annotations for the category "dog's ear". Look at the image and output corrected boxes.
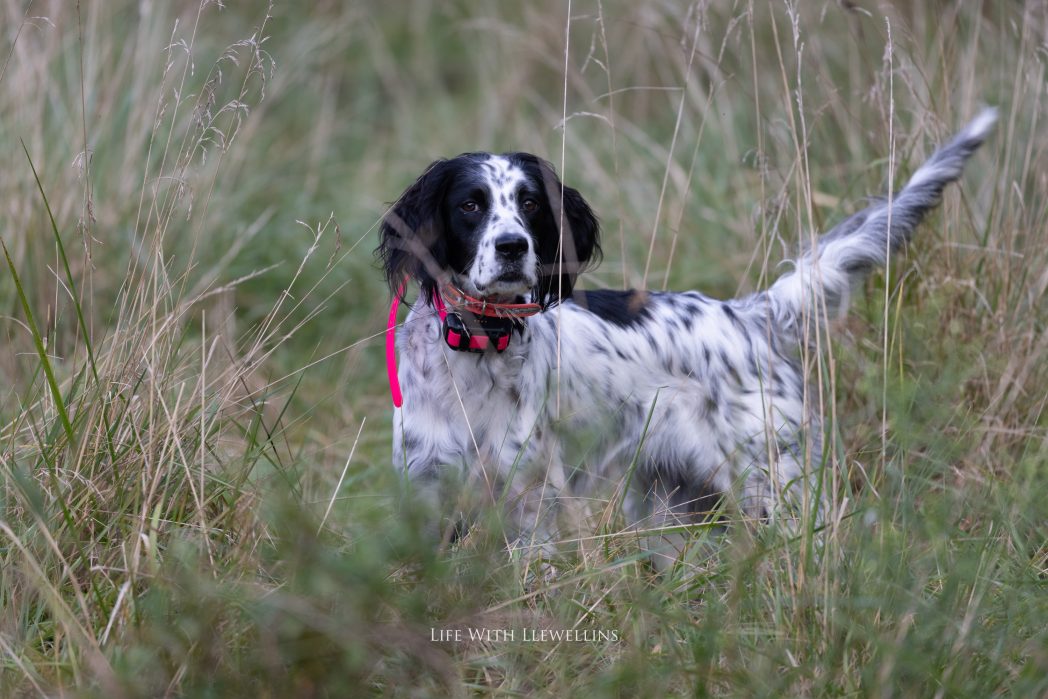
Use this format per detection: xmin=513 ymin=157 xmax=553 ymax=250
xmin=524 ymin=157 xmax=602 ymax=307
xmin=377 ymin=159 xmax=455 ymax=305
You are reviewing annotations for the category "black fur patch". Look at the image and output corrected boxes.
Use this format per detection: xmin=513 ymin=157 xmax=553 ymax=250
xmin=641 ymin=465 xmax=725 ymax=523
xmin=572 ymin=289 xmax=652 ymax=328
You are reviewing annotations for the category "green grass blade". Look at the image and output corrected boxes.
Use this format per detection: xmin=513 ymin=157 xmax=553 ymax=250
xmin=1 ymin=238 xmax=76 ymax=448
xmin=21 ymin=140 xmax=119 ymax=466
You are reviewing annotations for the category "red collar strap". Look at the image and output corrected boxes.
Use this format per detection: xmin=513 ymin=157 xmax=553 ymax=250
xmin=440 ymin=283 xmax=541 ymax=319
xmin=386 ymin=281 xmax=540 ymax=408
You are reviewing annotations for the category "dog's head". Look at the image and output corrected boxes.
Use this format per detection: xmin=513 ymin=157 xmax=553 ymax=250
xmin=377 ymin=152 xmax=601 ymax=308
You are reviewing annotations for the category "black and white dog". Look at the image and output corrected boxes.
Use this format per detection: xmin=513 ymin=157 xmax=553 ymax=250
xmin=378 ymin=110 xmax=995 ymax=560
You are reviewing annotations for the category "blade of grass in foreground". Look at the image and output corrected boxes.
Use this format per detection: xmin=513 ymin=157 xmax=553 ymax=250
xmin=21 ymin=140 xmax=119 ymax=466
xmin=1 ymin=238 xmax=78 ymax=532
xmin=1 ymin=237 xmax=75 ymax=447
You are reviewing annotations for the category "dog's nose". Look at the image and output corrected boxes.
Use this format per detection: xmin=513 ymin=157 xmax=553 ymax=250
xmin=494 ymin=233 xmax=529 ymax=260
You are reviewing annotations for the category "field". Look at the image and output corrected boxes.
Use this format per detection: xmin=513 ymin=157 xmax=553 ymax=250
xmin=1 ymin=1 xmax=1046 ymax=696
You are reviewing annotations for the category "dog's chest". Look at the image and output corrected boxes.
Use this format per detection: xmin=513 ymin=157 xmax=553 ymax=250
xmin=399 ymin=310 xmax=539 ymax=425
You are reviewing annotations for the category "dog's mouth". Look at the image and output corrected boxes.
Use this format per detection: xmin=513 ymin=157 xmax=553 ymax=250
xmin=465 ymin=270 xmax=536 ymax=302
xmin=467 ymin=286 xmax=528 ymax=304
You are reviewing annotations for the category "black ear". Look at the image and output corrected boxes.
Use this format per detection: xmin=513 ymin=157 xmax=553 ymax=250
xmin=376 ymin=159 xmax=455 ymax=305
xmin=519 ymin=156 xmax=602 ymax=307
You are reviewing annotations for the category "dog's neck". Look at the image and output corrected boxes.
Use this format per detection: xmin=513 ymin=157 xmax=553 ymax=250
xmin=433 ymin=287 xmax=527 ymax=355
xmin=385 ymin=281 xmax=537 ymax=408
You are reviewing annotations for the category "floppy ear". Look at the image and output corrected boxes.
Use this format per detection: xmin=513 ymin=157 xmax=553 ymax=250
xmin=376 ymin=159 xmax=455 ymax=305
xmin=529 ymin=158 xmax=602 ymax=307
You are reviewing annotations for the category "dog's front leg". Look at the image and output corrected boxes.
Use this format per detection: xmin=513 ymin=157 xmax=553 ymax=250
xmin=491 ymin=424 xmax=580 ymax=567
xmin=392 ymin=404 xmax=487 ymax=543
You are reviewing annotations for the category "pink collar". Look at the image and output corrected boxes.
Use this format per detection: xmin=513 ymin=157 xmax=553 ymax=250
xmin=384 ymin=285 xmax=455 ymax=409
xmin=385 ymin=283 xmax=407 ymax=408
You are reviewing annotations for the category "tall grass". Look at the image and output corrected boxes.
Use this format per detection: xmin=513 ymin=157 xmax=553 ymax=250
xmin=0 ymin=1 xmax=1045 ymax=696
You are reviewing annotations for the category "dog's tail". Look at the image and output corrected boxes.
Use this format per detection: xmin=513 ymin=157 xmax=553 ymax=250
xmin=765 ymin=108 xmax=996 ymax=337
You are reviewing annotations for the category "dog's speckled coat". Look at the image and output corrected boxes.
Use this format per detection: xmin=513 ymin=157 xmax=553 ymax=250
xmin=378 ymin=111 xmax=996 ymax=556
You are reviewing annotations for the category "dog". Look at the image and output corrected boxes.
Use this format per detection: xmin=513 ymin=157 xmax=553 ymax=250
xmin=378 ymin=110 xmax=996 ymax=564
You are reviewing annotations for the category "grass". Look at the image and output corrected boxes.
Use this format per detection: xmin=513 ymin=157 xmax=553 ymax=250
xmin=1 ymin=0 xmax=1046 ymax=696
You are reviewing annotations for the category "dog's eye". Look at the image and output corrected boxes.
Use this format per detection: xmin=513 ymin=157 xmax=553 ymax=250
xmin=522 ymin=198 xmax=539 ymax=213
xmin=460 ymin=200 xmax=479 ymax=213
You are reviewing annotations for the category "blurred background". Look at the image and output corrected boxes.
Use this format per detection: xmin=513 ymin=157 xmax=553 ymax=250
xmin=0 ymin=1 xmax=1045 ymax=696
xmin=2 ymin=1 xmax=1027 ymax=450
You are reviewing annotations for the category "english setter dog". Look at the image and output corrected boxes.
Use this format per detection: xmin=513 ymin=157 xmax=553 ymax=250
xmin=379 ymin=110 xmax=995 ymax=563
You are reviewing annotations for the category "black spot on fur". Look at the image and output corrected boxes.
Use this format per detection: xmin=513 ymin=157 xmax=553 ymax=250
xmin=640 ymin=464 xmax=725 ymax=523
xmin=573 ymin=289 xmax=651 ymax=328
xmin=403 ymin=431 xmax=422 ymax=454
xmin=589 ymin=340 xmax=609 ymax=356
xmin=722 ymin=303 xmax=745 ymax=332
xmin=745 ymin=345 xmax=758 ymax=377
xmin=719 ymin=349 xmax=742 ymax=385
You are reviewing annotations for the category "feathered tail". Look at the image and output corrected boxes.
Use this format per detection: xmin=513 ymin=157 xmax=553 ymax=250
xmin=766 ymin=108 xmax=997 ymax=334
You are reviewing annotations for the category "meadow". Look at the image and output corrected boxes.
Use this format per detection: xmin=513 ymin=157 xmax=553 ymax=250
xmin=0 ymin=1 xmax=1046 ymax=696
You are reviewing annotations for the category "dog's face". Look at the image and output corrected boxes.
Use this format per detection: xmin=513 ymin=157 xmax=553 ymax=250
xmin=444 ymin=156 xmax=542 ymax=298
xmin=378 ymin=152 xmax=601 ymax=307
